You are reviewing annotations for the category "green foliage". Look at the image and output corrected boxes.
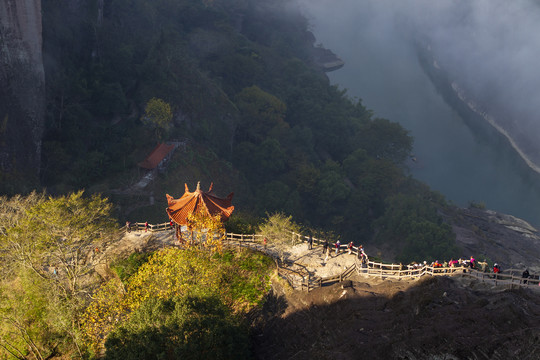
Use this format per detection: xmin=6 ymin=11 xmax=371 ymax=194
xmin=256 ymin=181 xmax=301 ymax=216
xmin=141 ymin=98 xmax=173 ymax=141
xmin=82 ymin=248 xmax=272 ymax=354
xmin=234 ymin=85 xmax=288 ymax=143
xmin=356 ymin=118 xmax=413 ymax=164
xmin=468 ymin=201 xmax=487 ymax=210
xmin=104 ymin=296 xmax=250 ymax=360
xmin=0 ymin=268 xmax=58 ymax=360
xmin=224 ymin=211 xmax=261 ymax=234
xmin=37 ymin=0 xmax=457 ymax=279
xmin=257 ymin=212 xmax=301 ymax=246
xmin=111 ymin=252 xmax=154 ymax=284
xmin=374 ymin=193 xmax=459 ymax=263
xmin=0 ymin=191 xmax=118 ymax=359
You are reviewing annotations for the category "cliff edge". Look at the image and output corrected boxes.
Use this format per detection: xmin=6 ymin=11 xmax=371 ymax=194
xmin=0 ymin=0 xmax=45 ymax=190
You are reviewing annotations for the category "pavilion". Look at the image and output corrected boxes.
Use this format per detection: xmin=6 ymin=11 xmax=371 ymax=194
xmin=166 ymin=182 xmax=234 ymax=241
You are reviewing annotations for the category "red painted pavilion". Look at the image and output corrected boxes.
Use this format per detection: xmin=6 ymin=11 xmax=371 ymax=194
xmin=166 ymin=182 xmax=234 ymax=239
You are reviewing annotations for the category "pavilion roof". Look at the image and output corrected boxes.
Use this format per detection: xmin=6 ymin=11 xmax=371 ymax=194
xmin=166 ymin=182 xmax=234 ymax=226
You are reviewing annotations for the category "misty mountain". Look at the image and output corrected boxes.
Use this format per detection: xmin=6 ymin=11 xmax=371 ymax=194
xmin=298 ymin=0 xmax=540 ymax=225
xmin=2 ymin=0 xmax=540 ymax=266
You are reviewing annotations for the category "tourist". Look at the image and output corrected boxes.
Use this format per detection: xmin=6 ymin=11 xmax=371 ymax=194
xmin=126 ymin=221 xmax=131 ymax=233
xmin=347 ymin=241 xmax=353 ymax=255
xmin=522 ymin=269 xmax=530 ymax=284
xmin=358 ymin=245 xmax=367 ymax=260
xmin=493 ymin=263 xmax=501 ymax=279
xmin=469 ymin=256 xmax=476 ymax=269
xmin=308 ymin=235 xmax=313 ymax=250
xmin=145 ymin=221 xmax=149 ymax=232
xmin=335 ymin=239 xmax=340 ymax=255
xmin=263 ymin=237 xmax=267 ymax=250
xmin=323 ymin=239 xmax=328 ymax=255
xmin=358 ymin=245 xmax=364 ymax=258
xmin=477 ymin=259 xmax=488 ymax=272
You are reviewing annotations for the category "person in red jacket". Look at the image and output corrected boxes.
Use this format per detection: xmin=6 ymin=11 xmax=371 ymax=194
xmin=493 ymin=263 xmax=501 ymax=279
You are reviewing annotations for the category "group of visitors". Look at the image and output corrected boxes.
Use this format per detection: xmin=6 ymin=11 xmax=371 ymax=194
xmin=405 ymin=256 xmax=497 ymax=273
xmin=309 ymin=235 xmax=367 ymax=264
xmin=125 ymin=221 xmax=149 ymax=232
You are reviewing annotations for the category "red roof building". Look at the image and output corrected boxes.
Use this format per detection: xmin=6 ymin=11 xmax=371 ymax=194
xmin=166 ymin=182 xmax=234 ymax=226
xmin=138 ymin=143 xmax=176 ymax=170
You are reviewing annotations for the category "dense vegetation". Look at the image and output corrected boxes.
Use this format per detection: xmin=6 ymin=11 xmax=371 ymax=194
xmin=0 ymin=192 xmax=117 ymax=359
xmin=0 ymin=191 xmax=273 ymax=359
xmin=36 ymin=0 xmax=459 ymax=261
xmin=86 ymin=248 xmax=272 ymax=359
xmin=0 ymin=1 xmax=506 ymax=358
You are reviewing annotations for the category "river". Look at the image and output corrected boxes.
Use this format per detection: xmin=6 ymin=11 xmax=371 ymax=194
xmin=300 ymin=0 xmax=540 ymax=226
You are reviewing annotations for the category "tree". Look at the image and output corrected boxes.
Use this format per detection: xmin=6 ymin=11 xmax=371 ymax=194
xmin=19 ymin=191 xmax=117 ymax=297
xmin=104 ymin=296 xmax=250 ymax=360
xmin=82 ymin=248 xmax=273 ymax=353
xmin=234 ymin=86 xmax=288 ymax=144
xmin=141 ymin=98 xmax=173 ymax=141
xmin=0 ymin=191 xmax=118 ymax=359
xmin=374 ymin=193 xmax=458 ymax=263
xmin=356 ymin=118 xmax=413 ymax=164
xmin=257 ymin=212 xmax=301 ymax=246
xmin=186 ymin=209 xmax=226 ymax=252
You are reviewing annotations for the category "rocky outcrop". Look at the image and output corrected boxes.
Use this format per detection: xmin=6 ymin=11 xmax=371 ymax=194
xmin=0 ymin=0 xmax=45 ymax=188
xmin=450 ymin=207 xmax=540 ymax=272
xmin=311 ymin=45 xmax=345 ymax=72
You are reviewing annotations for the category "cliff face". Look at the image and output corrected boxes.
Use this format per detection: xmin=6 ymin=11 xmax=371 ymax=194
xmin=0 ymin=0 xmax=45 ymax=189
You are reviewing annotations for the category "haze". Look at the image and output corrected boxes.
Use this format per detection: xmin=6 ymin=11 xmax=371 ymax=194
xmin=297 ymin=0 xmax=540 ymax=225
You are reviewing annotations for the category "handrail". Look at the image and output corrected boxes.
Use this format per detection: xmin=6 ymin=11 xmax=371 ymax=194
xmin=124 ymin=224 xmax=539 ymax=291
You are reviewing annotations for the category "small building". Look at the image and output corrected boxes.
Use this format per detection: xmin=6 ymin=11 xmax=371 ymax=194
xmin=137 ymin=143 xmax=176 ymax=173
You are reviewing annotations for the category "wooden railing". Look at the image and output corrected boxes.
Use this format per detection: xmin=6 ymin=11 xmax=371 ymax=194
xmin=124 ymin=224 xmax=539 ymax=291
xmin=357 ymin=259 xmax=465 ymax=279
xmin=224 ymin=232 xmax=264 ymax=243
xmin=301 ymin=264 xmax=357 ymax=292
xmin=464 ymin=268 xmax=540 ymax=288
xmin=127 ymin=222 xmax=174 ymax=232
xmin=354 ymin=259 xmax=540 ymax=290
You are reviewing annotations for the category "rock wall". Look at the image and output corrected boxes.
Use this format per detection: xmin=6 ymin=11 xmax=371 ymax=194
xmin=0 ymin=0 xmax=45 ymax=188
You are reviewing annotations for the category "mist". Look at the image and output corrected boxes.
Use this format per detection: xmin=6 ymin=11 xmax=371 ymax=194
xmin=296 ymin=0 xmax=540 ymax=224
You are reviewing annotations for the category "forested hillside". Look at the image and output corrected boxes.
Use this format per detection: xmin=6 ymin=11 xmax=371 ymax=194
xmin=37 ymin=0 xmax=457 ymax=260
xmin=4 ymin=1 xmax=540 ymax=358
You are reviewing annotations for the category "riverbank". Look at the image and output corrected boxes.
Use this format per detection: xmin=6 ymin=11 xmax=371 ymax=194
xmin=450 ymin=81 xmax=540 ymax=175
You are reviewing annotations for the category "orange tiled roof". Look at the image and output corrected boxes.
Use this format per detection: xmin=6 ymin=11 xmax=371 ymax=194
xmin=138 ymin=143 xmax=176 ymax=170
xmin=166 ymin=182 xmax=234 ymax=226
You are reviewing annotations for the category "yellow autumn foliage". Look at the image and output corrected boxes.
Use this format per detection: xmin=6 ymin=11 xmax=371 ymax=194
xmin=81 ymin=247 xmax=273 ymax=351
